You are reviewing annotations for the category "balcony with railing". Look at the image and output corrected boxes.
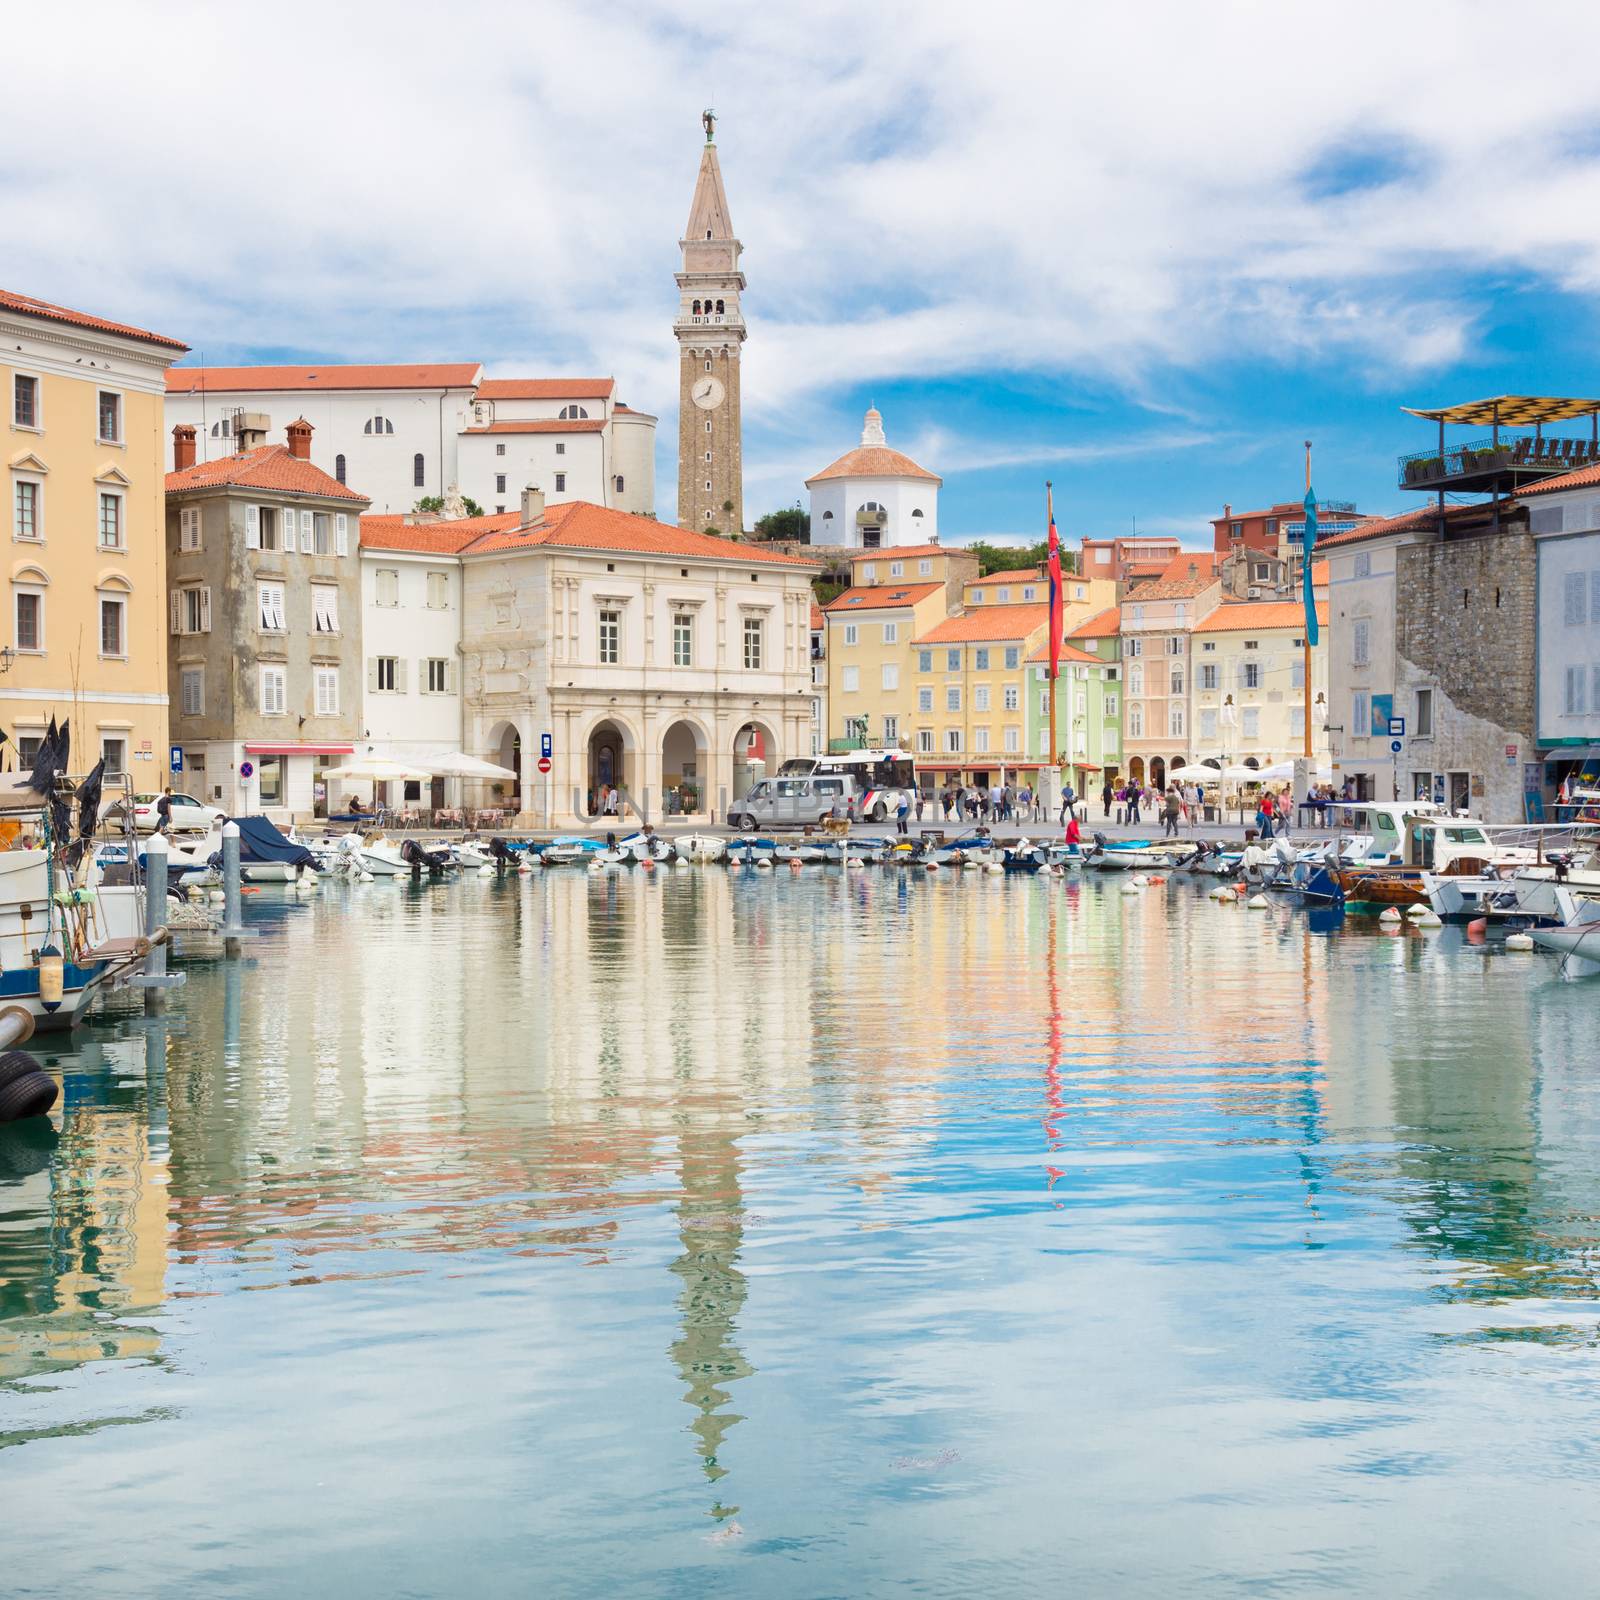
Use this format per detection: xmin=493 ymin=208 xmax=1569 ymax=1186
xmin=1396 ymin=395 xmax=1600 ymax=495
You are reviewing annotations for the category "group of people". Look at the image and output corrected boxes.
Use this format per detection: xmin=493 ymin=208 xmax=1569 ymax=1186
xmin=935 ymin=783 xmax=1046 ymax=824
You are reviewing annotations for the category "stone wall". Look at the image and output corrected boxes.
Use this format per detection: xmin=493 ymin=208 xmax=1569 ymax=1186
xmin=1394 ymin=518 xmax=1536 ymax=820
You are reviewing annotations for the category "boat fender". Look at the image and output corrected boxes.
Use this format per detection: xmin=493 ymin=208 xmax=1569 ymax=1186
xmin=1415 ymin=911 xmax=1443 ymax=927
xmin=1505 ymin=932 xmax=1536 ymax=950
xmin=1120 ymin=881 xmax=1140 ymax=895
xmin=641 ymin=859 xmax=656 ymax=872
xmin=1378 ymin=907 xmax=1403 ymax=923
xmin=925 ymin=861 xmax=937 ymax=872
xmin=1466 ymin=917 xmax=1487 ymax=942
xmin=0 ymin=1070 xmax=57 ymax=1124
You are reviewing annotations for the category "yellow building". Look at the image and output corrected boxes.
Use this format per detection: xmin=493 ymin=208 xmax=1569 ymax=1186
xmin=2 ymin=290 xmax=187 ymax=778
xmin=823 ymin=546 xmax=974 ymax=748
xmin=963 ymin=567 xmax=1115 ymax=616
xmin=912 ymin=603 xmax=1050 ymax=790
xmin=1190 ymin=599 xmax=1330 ymax=769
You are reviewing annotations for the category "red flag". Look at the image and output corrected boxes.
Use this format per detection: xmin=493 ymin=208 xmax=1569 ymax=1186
xmin=1046 ymin=486 xmax=1063 ymax=680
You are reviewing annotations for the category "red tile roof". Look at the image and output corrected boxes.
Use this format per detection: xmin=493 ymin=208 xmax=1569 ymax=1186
xmin=1192 ymin=600 xmax=1328 ymax=632
xmin=1311 ymin=559 xmax=1329 ymax=585
xmin=475 ymin=377 xmax=614 ymax=400
xmin=1315 ymin=506 xmax=1438 ymax=549
xmin=165 ymin=444 xmax=368 ymax=502
xmin=914 ymin=603 xmax=1049 ymax=644
xmin=1121 ymin=574 xmax=1217 ymax=600
xmin=166 ymin=362 xmax=480 ymax=394
xmin=462 ymin=419 xmax=607 ymax=435
xmin=850 ymin=544 xmax=951 ymax=563
xmin=361 ymin=511 xmax=520 ymax=554
xmin=1067 ymin=606 xmax=1121 ymax=639
xmin=810 ymin=603 xmax=825 ymax=631
xmin=1025 ymin=640 xmax=1106 ymax=666
xmin=1516 ymin=462 xmax=1600 ymax=496
xmin=823 ymin=582 xmax=945 ymax=613
xmin=968 ymin=569 xmax=1043 ymax=587
xmin=0 ymin=287 xmax=187 ymax=351
xmin=1157 ymin=550 xmax=1221 ymax=582
xmin=460 ymin=501 xmax=821 ymax=566
xmin=806 ymin=446 xmax=941 ymax=485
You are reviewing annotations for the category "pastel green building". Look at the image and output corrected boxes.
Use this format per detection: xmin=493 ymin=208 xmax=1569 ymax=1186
xmin=1027 ymin=606 xmax=1122 ymax=801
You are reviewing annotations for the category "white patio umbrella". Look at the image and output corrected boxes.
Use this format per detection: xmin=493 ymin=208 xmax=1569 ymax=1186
xmin=426 ymin=752 xmax=519 ymax=781
xmin=1222 ymin=764 xmax=1264 ymax=782
xmin=320 ymin=758 xmax=434 ymax=783
xmin=1169 ymin=763 xmax=1224 ymax=784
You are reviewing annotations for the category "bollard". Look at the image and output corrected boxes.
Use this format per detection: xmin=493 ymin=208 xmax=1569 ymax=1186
xmin=221 ymin=820 xmax=246 ymax=959
xmin=144 ymin=832 xmax=169 ymax=1014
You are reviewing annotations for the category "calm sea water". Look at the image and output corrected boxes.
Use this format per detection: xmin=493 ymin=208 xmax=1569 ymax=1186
xmin=5 ymin=868 xmax=1600 ymax=1597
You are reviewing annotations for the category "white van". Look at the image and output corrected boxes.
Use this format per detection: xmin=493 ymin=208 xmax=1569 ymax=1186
xmin=728 ymin=774 xmax=851 ymax=829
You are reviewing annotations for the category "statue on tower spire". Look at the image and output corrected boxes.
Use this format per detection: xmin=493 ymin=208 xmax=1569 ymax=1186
xmin=702 ymin=107 xmax=716 ymax=143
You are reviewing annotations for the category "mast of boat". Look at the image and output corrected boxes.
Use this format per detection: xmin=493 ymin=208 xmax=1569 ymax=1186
xmin=1303 ymin=440 xmax=1314 ymax=763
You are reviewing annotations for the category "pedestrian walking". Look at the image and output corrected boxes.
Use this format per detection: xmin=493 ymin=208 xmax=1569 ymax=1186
xmin=1163 ymin=786 xmax=1181 ymax=838
xmin=915 ymin=792 xmax=926 ymax=823
xmin=895 ymin=796 xmax=910 ymax=836
xmin=1103 ymin=778 xmax=1114 ymax=821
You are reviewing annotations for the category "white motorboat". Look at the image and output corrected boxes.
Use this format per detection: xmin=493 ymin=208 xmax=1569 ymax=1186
xmin=449 ymin=839 xmax=498 ymax=872
xmin=1530 ymin=889 xmax=1600 ymax=975
xmin=1086 ymin=837 xmax=1201 ymax=871
xmin=674 ymin=833 xmax=726 ymax=864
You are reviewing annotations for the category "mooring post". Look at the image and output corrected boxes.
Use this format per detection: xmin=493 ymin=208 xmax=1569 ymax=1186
xmin=144 ymin=832 xmax=169 ymax=1014
xmin=221 ymin=821 xmax=246 ymax=959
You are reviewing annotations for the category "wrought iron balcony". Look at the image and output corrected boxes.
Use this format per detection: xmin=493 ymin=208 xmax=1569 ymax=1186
xmin=1396 ymin=433 xmax=1600 ymax=492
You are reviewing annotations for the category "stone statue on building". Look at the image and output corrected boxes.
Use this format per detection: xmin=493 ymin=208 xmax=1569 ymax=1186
xmin=442 ymin=483 xmax=468 ymax=520
xmin=702 ymin=107 xmax=716 ymax=142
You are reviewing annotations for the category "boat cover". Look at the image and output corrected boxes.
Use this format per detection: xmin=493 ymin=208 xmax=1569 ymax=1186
xmin=229 ymin=815 xmax=318 ymax=870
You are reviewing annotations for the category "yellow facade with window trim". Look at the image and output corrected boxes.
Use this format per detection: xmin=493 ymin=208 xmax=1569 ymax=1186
xmin=2 ymin=295 xmax=184 ymax=781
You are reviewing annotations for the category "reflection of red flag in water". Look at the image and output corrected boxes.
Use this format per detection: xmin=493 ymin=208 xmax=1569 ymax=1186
xmin=1043 ymin=898 xmax=1065 ymax=1192
xmin=1047 ymin=486 xmax=1063 ymax=682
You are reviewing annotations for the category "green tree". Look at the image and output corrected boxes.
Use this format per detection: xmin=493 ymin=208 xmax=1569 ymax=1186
xmin=964 ymin=539 xmax=1078 ymax=576
xmin=414 ymin=494 xmax=484 ymax=518
xmin=753 ymin=505 xmax=811 ymax=542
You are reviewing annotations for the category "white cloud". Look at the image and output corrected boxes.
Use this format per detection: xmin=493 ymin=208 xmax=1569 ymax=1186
xmin=9 ymin=0 xmax=1600 ymax=524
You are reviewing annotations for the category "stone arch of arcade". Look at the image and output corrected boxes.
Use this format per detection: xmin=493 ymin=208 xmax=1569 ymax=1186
xmin=661 ymin=715 xmax=712 ymax=818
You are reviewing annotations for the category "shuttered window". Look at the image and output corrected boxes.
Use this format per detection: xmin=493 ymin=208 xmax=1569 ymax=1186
xmin=1565 ymin=571 xmax=1587 ymax=626
xmin=258 ymin=583 xmax=285 ymax=631
xmin=260 ymin=666 xmax=286 ymax=715
xmin=312 ymin=586 xmax=338 ymax=633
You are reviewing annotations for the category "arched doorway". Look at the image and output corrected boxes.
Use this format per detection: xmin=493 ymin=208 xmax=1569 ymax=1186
xmin=661 ymin=719 xmax=707 ymax=817
xmin=1128 ymin=756 xmax=1145 ymax=787
xmin=1150 ymin=756 xmax=1167 ymax=792
xmin=587 ymin=718 xmax=634 ymax=817
xmin=732 ymin=720 xmax=779 ymax=802
xmin=488 ymin=721 xmax=522 ymax=812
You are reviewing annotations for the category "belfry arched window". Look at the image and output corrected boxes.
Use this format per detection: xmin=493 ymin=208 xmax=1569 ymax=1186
xmin=335 ymin=454 xmax=347 ymax=484
xmin=715 ymin=299 xmax=725 ymax=314
xmin=692 ymin=300 xmax=702 ymax=315
xmin=558 ymin=404 xmax=589 ymax=420
xmin=363 ymin=415 xmax=394 ymax=435
xmin=413 ymin=453 xmax=425 ymax=487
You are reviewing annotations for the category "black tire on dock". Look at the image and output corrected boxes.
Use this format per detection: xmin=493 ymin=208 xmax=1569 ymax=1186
xmin=0 ymin=1050 xmax=41 ymax=1093
xmin=0 ymin=1071 xmax=57 ymax=1124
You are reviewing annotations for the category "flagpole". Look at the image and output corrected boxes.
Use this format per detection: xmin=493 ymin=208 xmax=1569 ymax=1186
xmin=1303 ymin=441 xmax=1314 ymax=760
xmin=1046 ymin=481 xmax=1059 ymax=812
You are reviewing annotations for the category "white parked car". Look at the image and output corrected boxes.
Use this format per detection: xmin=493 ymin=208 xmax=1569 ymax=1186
xmin=110 ymin=792 xmax=224 ymax=837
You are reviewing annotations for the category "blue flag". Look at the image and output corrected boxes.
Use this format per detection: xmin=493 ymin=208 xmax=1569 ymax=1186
xmin=1301 ymin=485 xmax=1319 ymax=647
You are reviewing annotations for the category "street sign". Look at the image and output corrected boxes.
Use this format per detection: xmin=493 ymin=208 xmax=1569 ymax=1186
xmin=239 ymin=760 xmax=254 ymax=778
xmin=540 ymin=733 xmax=552 ymax=759
xmin=169 ymin=746 xmax=184 ymax=772
xmin=1390 ymin=740 xmax=1403 ymax=754
xmin=1388 ymin=717 xmax=1406 ymax=737
xmin=536 ymin=756 xmax=552 ymax=774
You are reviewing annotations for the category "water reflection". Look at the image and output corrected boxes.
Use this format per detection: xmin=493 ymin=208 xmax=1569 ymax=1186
xmin=5 ymin=872 xmax=1600 ymax=1589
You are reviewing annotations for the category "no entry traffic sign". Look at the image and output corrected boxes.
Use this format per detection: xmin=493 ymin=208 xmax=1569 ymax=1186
xmin=537 ymin=756 xmax=552 ymax=774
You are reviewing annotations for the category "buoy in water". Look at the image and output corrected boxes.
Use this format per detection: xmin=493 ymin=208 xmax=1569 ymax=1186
xmin=1247 ymin=893 xmax=1269 ymax=909
xmin=755 ymin=858 xmax=773 ymax=870
xmin=1506 ymin=932 xmax=1535 ymax=950
xmin=1130 ymin=873 xmax=1147 ymax=887
xmin=1378 ymin=907 xmax=1402 ymax=923
xmin=1466 ymin=917 xmax=1487 ymax=943
xmin=1414 ymin=910 xmax=1442 ymax=927
xmin=1405 ymin=903 xmax=1430 ymax=919
xmin=1120 ymin=881 xmax=1140 ymax=895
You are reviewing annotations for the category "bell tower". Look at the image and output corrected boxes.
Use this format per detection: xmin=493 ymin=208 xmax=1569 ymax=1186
xmin=676 ymin=110 xmax=745 ymax=533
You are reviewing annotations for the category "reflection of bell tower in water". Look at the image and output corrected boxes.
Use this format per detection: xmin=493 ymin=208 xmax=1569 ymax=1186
xmin=675 ymin=108 xmax=746 ymax=534
xmin=668 ymin=1123 xmax=752 ymax=1524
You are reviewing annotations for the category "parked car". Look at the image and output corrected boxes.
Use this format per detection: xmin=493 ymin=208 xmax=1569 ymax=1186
xmin=107 ymin=792 xmax=223 ymax=836
xmin=727 ymin=774 xmax=851 ymax=829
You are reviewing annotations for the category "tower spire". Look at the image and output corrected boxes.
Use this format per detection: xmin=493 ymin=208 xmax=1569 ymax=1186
xmin=684 ymin=134 xmax=736 ymax=244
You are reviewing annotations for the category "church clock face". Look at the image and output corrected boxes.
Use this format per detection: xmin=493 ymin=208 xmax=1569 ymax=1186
xmin=690 ymin=375 xmax=725 ymax=410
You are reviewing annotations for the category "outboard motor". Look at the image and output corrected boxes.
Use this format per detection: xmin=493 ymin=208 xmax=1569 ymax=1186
xmin=1553 ymin=853 xmax=1572 ymax=883
xmin=401 ymin=838 xmax=428 ymax=879
xmin=489 ymin=836 xmax=516 ymax=873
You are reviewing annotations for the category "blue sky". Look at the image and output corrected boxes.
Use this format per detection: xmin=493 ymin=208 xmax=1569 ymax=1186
xmin=9 ymin=2 xmax=1600 ymax=550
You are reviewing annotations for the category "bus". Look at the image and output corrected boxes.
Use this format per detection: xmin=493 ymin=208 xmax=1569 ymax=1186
xmin=776 ymin=748 xmax=918 ymax=821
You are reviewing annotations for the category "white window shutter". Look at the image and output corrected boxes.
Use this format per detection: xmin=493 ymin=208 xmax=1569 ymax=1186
xmin=418 ymin=658 xmax=430 ymax=693
xmin=200 ymin=587 xmax=212 ymax=633
xmin=368 ymin=657 xmax=379 ymax=694
xmin=335 ymin=513 xmax=348 ymax=556
xmin=300 ymin=509 xmax=313 ymax=553
xmin=170 ymin=590 xmax=182 ymax=633
xmin=245 ymin=505 xmax=260 ymax=549
xmin=395 ymin=658 xmax=408 ymax=693
xmin=446 ymin=659 xmax=458 ymax=695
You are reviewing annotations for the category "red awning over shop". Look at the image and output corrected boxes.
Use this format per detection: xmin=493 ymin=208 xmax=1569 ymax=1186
xmin=242 ymin=744 xmax=355 ymax=756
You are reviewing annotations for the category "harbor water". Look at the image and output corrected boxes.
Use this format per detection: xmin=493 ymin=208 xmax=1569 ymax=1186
xmin=5 ymin=869 xmax=1600 ymax=1596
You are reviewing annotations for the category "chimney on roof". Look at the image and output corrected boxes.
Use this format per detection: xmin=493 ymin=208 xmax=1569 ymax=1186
xmin=172 ymin=423 xmax=196 ymax=472
xmin=521 ymin=484 xmax=545 ymax=525
xmin=234 ymin=412 xmax=270 ymax=452
xmin=1188 ymin=561 xmax=1197 ymax=579
xmin=1224 ymin=503 xmax=1232 ymax=517
xmin=285 ymin=417 xmax=313 ymax=460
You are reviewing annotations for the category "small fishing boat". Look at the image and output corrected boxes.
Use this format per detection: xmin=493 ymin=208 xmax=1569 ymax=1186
xmin=727 ymin=836 xmax=778 ymax=867
xmin=772 ymin=837 xmax=829 ymax=865
xmin=1085 ymin=836 xmax=1201 ymax=871
xmin=674 ymin=833 xmax=727 ymax=864
xmin=539 ymin=837 xmax=606 ymax=866
xmin=1001 ymin=842 xmax=1048 ymax=873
